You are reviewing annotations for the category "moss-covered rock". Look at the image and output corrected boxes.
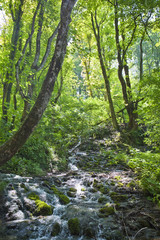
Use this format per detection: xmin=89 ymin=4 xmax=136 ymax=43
xmin=99 ymin=203 xmax=114 ymax=217
xmin=67 ymin=191 xmax=76 ymax=198
xmin=34 ymin=200 xmax=53 ymax=216
xmin=20 ymin=183 xmax=29 ymax=192
xmin=68 ymin=218 xmax=80 ymax=235
xmin=110 ymin=192 xmax=127 ymax=202
xmin=93 ymin=180 xmax=108 ymax=193
xmin=98 ymin=197 xmax=108 ymax=204
xmin=69 ymin=188 xmax=77 ymax=192
xmin=99 ymin=185 xmax=109 ymax=194
xmin=28 ymin=192 xmax=40 ymax=201
xmin=83 ymin=227 xmax=95 ymax=238
xmin=51 ymin=222 xmax=61 ymax=236
xmin=51 ymin=185 xmax=70 ymax=205
xmin=67 ymin=187 xmax=77 ymax=198
xmin=59 ymin=194 xmax=70 ymax=205
xmin=51 ymin=185 xmax=59 ymax=195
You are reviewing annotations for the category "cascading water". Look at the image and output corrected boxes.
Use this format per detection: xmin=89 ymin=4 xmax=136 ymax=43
xmin=1 ymin=150 xmax=160 ymax=240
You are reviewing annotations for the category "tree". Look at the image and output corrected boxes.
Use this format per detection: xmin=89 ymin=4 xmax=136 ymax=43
xmin=0 ymin=0 xmax=77 ymax=166
xmin=91 ymin=9 xmax=119 ymax=130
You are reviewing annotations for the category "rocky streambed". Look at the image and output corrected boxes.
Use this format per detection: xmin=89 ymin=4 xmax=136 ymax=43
xmin=1 ymin=148 xmax=160 ymax=240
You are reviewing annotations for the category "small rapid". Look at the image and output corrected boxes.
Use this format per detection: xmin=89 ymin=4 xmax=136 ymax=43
xmin=1 ymin=151 xmax=160 ymax=240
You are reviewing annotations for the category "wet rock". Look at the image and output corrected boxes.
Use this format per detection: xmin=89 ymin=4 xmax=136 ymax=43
xmin=83 ymin=226 xmax=96 ymax=238
xmin=99 ymin=203 xmax=115 ymax=217
xmin=104 ymin=229 xmax=125 ymax=240
xmin=51 ymin=185 xmax=70 ymax=204
xmin=68 ymin=218 xmax=80 ymax=235
xmin=34 ymin=200 xmax=53 ymax=216
xmin=59 ymin=194 xmax=70 ymax=205
xmin=98 ymin=196 xmax=109 ymax=204
xmin=67 ymin=191 xmax=76 ymax=198
xmin=27 ymin=192 xmax=39 ymax=201
xmin=20 ymin=183 xmax=29 ymax=192
xmin=51 ymin=222 xmax=61 ymax=236
xmin=110 ymin=192 xmax=128 ymax=202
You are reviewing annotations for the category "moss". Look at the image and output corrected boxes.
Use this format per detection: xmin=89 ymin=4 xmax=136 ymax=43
xmin=68 ymin=218 xmax=80 ymax=235
xmin=67 ymin=191 xmax=76 ymax=198
xmin=51 ymin=222 xmax=61 ymax=236
xmin=59 ymin=194 xmax=70 ymax=205
xmin=28 ymin=192 xmax=40 ymax=201
xmin=110 ymin=192 xmax=127 ymax=202
xmin=35 ymin=199 xmax=53 ymax=216
xmin=117 ymin=182 xmax=124 ymax=187
xmin=98 ymin=197 xmax=108 ymax=203
xmin=99 ymin=186 xmax=109 ymax=194
xmin=99 ymin=203 xmax=114 ymax=217
xmin=51 ymin=185 xmax=70 ymax=205
xmin=69 ymin=188 xmax=77 ymax=192
xmin=93 ymin=180 xmax=108 ymax=193
xmin=51 ymin=185 xmax=59 ymax=195
xmin=84 ymin=227 xmax=95 ymax=238
xmin=20 ymin=183 xmax=29 ymax=192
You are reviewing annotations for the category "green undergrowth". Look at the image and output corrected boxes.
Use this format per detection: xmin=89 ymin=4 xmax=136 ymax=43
xmin=128 ymin=149 xmax=160 ymax=204
xmin=0 ymin=135 xmax=52 ymax=176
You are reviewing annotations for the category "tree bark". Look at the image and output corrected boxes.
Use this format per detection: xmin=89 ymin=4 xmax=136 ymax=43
xmin=0 ymin=0 xmax=77 ymax=166
xmin=2 ymin=0 xmax=24 ymax=122
xmin=91 ymin=12 xmax=119 ymax=130
xmin=114 ymin=0 xmax=138 ymax=130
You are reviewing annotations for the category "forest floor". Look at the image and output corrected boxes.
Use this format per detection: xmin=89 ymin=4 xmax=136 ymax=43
xmin=1 ymin=127 xmax=160 ymax=239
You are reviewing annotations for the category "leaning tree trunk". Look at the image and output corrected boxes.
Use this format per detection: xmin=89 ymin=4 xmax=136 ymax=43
xmin=0 ymin=0 xmax=77 ymax=166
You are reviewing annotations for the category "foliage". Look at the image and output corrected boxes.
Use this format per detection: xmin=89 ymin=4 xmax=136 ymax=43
xmin=138 ymin=71 xmax=160 ymax=150
xmin=0 ymin=181 xmax=8 ymax=194
xmin=128 ymin=150 xmax=160 ymax=203
xmin=0 ymin=134 xmax=51 ymax=176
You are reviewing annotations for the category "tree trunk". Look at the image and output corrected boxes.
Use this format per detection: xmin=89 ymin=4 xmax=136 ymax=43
xmin=0 ymin=0 xmax=77 ymax=166
xmin=2 ymin=0 xmax=24 ymax=122
xmin=91 ymin=12 xmax=119 ymax=130
xmin=114 ymin=0 xmax=137 ymax=130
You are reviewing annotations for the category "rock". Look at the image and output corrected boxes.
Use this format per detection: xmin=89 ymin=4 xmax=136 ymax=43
xmin=34 ymin=200 xmax=53 ymax=216
xmin=59 ymin=194 xmax=70 ymax=205
xmin=83 ymin=227 xmax=95 ymax=238
xmin=68 ymin=218 xmax=80 ymax=235
xmin=98 ymin=197 xmax=109 ymax=204
xmin=51 ymin=222 xmax=61 ymax=236
xmin=67 ymin=191 xmax=76 ymax=198
xmin=27 ymin=192 xmax=40 ymax=201
xmin=69 ymin=187 xmax=77 ymax=192
xmin=110 ymin=192 xmax=128 ymax=202
xmin=99 ymin=203 xmax=115 ymax=217
xmin=20 ymin=183 xmax=29 ymax=192
xmin=51 ymin=185 xmax=70 ymax=204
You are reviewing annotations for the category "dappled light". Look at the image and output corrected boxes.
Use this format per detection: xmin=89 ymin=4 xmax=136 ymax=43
xmin=0 ymin=0 xmax=160 ymax=239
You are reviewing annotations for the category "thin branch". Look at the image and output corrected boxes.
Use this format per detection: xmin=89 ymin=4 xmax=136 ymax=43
xmin=9 ymin=0 xmax=15 ymax=22
xmin=32 ymin=0 xmax=47 ymax=68
xmin=107 ymin=0 xmax=114 ymax=6
xmin=122 ymin=15 xmax=140 ymax=59
xmin=16 ymin=1 xmax=41 ymax=68
xmin=15 ymin=1 xmax=41 ymax=99
xmin=33 ymin=22 xmax=60 ymax=71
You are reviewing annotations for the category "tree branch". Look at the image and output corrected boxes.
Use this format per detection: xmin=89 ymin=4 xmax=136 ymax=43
xmin=34 ymin=22 xmax=60 ymax=71
xmin=32 ymin=0 xmax=47 ymax=68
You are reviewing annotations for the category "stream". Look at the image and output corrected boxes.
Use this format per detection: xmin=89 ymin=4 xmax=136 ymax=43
xmin=1 ymin=148 xmax=160 ymax=240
